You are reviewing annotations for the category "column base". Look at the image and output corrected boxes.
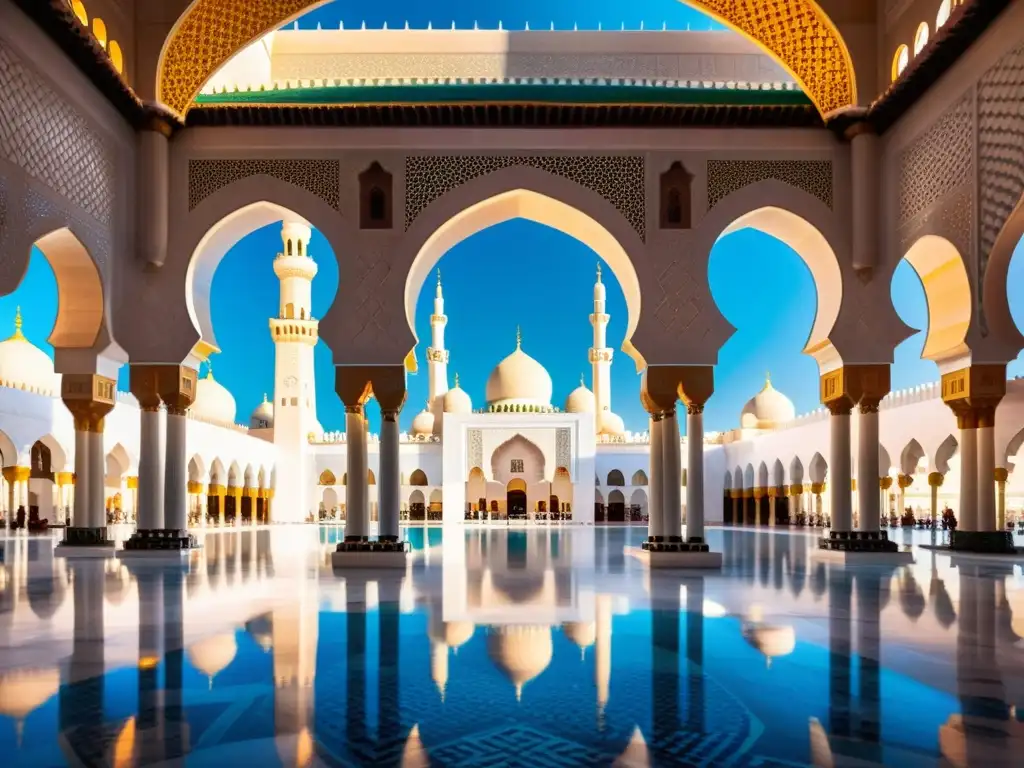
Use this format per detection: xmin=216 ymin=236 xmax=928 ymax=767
xmin=60 ymin=527 xmax=115 ymax=547
xmin=819 ymin=530 xmax=899 ymax=552
xmin=629 ymin=545 xmax=723 ymax=569
xmin=643 ymin=537 xmax=708 ymax=553
xmin=332 ymin=539 xmax=410 ymax=569
xmin=122 ymin=529 xmax=199 ymax=551
xmin=949 ymin=530 xmax=1017 ymax=554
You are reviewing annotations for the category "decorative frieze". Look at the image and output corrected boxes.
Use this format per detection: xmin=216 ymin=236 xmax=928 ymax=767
xmin=706 ymin=159 xmax=833 ymax=210
xmin=556 ymin=428 xmax=571 ymax=472
xmin=188 ymin=159 xmax=341 ymax=211
xmin=468 ymin=429 xmax=483 ymax=470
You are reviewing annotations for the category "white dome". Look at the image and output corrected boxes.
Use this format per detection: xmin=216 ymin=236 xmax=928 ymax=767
xmin=599 ymin=410 xmax=626 ymax=437
xmin=485 ymin=330 xmax=552 ymax=407
xmin=188 ymin=633 xmax=238 ymax=681
xmin=742 ymin=622 xmax=796 ymax=665
xmin=564 ymin=378 xmax=595 ymax=414
xmin=250 ymin=393 xmax=274 ymax=428
xmin=444 ymin=374 xmax=473 ymax=414
xmin=0 ymin=309 xmax=59 ymax=396
xmin=411 ymin=403 xmax=435 ymax=436
xmin=740 ymin=374 xmax=795 ymax=429
xmin=0 ymin=667 xmax=60 ymax=721
xmin=487 ymin=625 xmax=553 ymax=700
xmin=191 ymin=366 xmax=237 ymax=425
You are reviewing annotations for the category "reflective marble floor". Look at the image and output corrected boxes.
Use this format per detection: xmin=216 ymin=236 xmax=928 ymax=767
xmin=1 ymin=526 xmax=1023 ymax=767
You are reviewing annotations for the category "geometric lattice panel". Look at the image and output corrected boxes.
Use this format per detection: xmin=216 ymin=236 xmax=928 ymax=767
xmin=556 ymin=428 xmax=571 ymax=472
xmin=977 ymin=43 xmax=1024 ymax=270
xmin=468 ymin=429 xmax=483 ymax=471
xmin=405 ymin=155 xmax=646 ymax=240
xmin=187 ymin=159 xmax=341 ymax=210
xmin=0 ymin=39 xmax=115 ymax=226
xmin=706 ymin=159 xmax=833 ymax=210
xmin=899 ymin=92 xmax=975 ymax=228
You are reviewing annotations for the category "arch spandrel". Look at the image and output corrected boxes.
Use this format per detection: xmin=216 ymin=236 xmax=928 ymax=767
xmin=155 ymin=0 xmax=857 ymax=119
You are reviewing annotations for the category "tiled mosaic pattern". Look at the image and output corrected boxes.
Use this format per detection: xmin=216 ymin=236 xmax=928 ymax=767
xmin=706 ymin=160 xmax=833 ymax=211
xmin=404 ymin=155 xmax=646 ymax=240
xmin=187 ymin=159 xmax=341 ymax=211
xmin=0 ymin=40 xmax=114 ymax=226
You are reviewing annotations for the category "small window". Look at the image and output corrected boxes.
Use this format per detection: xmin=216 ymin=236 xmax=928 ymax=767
xmin=280 ymin=398 xmax=286 ymax=406
xmin=285 ymin=303 xmax=294 ymax=319
xmin=892 ymin=45 xmax=910 ymax=81
xmin=936 ymin=0 xmax=951 ymax=28
xmin=300 ymin=308 xmax=306 ymax=320
xmin=913 ymin=22 xmax=929 ymax=56
xmin=287 ymin=240 xmax=293 ymax=256
xmin=108 ymin=40 xmax=124 ymax=74
xmin=369 ymin=187 xmax=386 ymax=221
xmin=290 ymin=397 xmax=298 ymax=406
xmin=92 ymin=17 xmax=107 ymax=48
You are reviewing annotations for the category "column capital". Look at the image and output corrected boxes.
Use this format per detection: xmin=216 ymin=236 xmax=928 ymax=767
xmin=788 ymin=484 xmax=804 ymax=496
xmin=859 ymin=397 xmax=881 ymax=414
xmin=2 ymin=466 xmax=30 ymax=483
xmin=335 ymin=365 xmax=375 ymax=409
xmin=381 ymin=409 xmax=401 ymax=422
xmin=879 ymin=476 xmax=893 ymax=491
xmin=897 ymin=474 xmax=914 ymax=489
xmin=642 ymin=365 xmax=714 ymax=415
xmin=820 ymin=364 xmax=890 ymax=411
xmin=370 ymin=365 xmax=408 ymax=414
xmin=685 ymin=402 xmax=705 ymax=416
xmin=130 ymin=364 xmax=197 ymax=412
xmin=61 ymin=374 xmax=116 ymax=432
xmin=56 ymin=471 xmax=75 ymax=486
xmin=126 ymin=476 xmax=138 ymax=489
xmin=928 ymin=472 xmax=944 ymax=488
xmin=994 ymin=467 xmax=1009 ymax=483
xmin=941 ymin=364 xmax=1005 ymax=428
xmin=810 ymin=482 xmax=825 ymax=495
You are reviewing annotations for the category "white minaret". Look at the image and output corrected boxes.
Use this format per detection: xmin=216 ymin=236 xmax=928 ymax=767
xmin=590 ymin=263 xmax=613 ymax=433
xmin=426 ymin=269 xmax=449 ymax=434
xmin=269 ymin=221 xmax=319 ymax=523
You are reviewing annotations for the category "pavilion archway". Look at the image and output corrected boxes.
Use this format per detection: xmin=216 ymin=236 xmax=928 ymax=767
xmin=155 ymin=1 xmax=857 ymax=120
xmin=386 ymin=167 xmax=650 ymax=372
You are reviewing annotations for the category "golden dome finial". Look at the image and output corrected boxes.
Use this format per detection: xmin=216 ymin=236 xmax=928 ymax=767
xmin=262 ymin=392 xmax=268 ymax=403
xmin=206 ymin=359 xmax=214 ymax=380
xmin=9 ymin=306 xmax=24 ymax=341
xmin=765 ymin=371 xmax=772 ymax=387
xmin=580 ymin=373 xmax=585 ymax=387
xmin=596 ymin=262 xmax=602 ymax=283
xmin=516 ymin=325 xmax=522 ymax=350
xmin=437 ymin=268 xmax=442 ymax=287
xmin=454 ymin=372 xmax=460 ymax=388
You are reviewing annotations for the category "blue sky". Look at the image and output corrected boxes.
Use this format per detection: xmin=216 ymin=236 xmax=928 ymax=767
xmin=291 ymin=0 xmax=720 ymax=30
xmin=4 ymin=222 xmax=1023 ymax=435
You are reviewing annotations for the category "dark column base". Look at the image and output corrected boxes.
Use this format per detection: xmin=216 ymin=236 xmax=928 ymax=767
xmin=336 ymin=540 xmax=411 ymax=553
xmin=949 ymin=530 xmax=1016 ymax=554
xmin=123 ymin=529 xmax=198 ymax=551
xmin=62 ymin=527 xmax=115 ymax=547
xmin=819 ymin=530 xmax=898 ymax=552
xmin=378 ymin=535 xmax=399 ymax=543
xmin=643 ymin=539 xmax=710 ymax=553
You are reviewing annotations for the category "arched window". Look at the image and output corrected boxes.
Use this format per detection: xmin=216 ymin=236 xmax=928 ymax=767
xmin=71 ymin=1 xmax=88 ymax=26
xmin=92 ymin=18 xmax=107 ymax=49
xmin=666 ymin=188 xmax=682 ymax=224
xmin=359 ymin=162 xmax=392 ymax=229
xmin=108 ymin=40 xmax=124 ymax=74
xmin=409 ymin=469 xmax=429 ymax=486
xmin=936 ymin=0 xmax=952 ymax=28
xmin=369 ymin=187 xmax=386 ymax=222
xmin=892 ymin=45 xmax=910 ymax=81
xmin=659 ymin=161 xmax=693 ymax=229
xmin=913 ymin=22 xmax=929 ymax=56
xmin=285 ymin=303 xmax=294 ymax=319
xmin=606 ymin=469 xmax=625 ymax=486
xmin=286 ymin=239 xmax=293 ymax=256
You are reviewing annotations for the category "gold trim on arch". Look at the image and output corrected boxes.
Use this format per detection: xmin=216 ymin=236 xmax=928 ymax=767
xmin=156 ymin=0 xmax=856 ymax=119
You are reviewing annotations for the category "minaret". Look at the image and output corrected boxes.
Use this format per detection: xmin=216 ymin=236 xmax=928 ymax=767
xmin=268 ymin=221 xmax=319 ymax=523
xmin=590 ymin=263 xmax=613 ymax=432
xmin=426 ymin=269 xmax=449 ymax=434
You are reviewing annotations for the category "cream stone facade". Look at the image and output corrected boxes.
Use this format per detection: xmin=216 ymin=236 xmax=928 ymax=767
xmin=1 ymin=0 xmax=1023 ymax=558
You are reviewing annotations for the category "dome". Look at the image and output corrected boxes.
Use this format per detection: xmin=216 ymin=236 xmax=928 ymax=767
xmin=428 ymin=616 xmax=476 ymax=650
xmin=444 ymin=374 xmax=473 ymax=414
xmin=487 ymin=625 xmax=553 ymax=700
xmin=564 ymin=377 xmax=595 ymax=414
xmin=0 ymin=308 xmax=60 ymax=396
xmin=614 ymin=726 xmax=649 ymax=768
xmin=411 ymin=402 xmax=435 ymax=436
xmin=485 ymin=328 xmax=552 ymax=407
xmin=191 ymin=364 xmax=237 ymax=426
xmin=188 ymin=633 xmax=238 ymax=683
xmin=741 ymin=622 xmax=796 ymax=666
xmin=0 ymin=667 xmax=60 ymax=721
xmin=599 ymin=410 xmax=626 ymax=437
xmin=740 ymin=373 xmax=795 ymax=429
xmin=250 ymin=393 xmax=274 ymax=428
xmin=562 ymin=621 xmax=596 ymax=654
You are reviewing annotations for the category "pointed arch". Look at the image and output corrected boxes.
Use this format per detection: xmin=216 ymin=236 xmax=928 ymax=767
xmin=808 ymin=453 xmax=828 ymax=484
xmin=606 ymin=470 xmax=626 ymax=487
xmin=934 ymin=435 xmax=959 ymax=474
xmin=772 ymin=459 xmax=785 ymax=488
xmin=899 ymin=439 xmax=926 ymax=476
xmin=32 ymin=434 xmax=68 ymax=473
xmin=630 ymin=469 xmax=648 ymax=486
xmin=409 ymin=469 xmax=429 ymax=486
xmin=367 ymin=470 xmax=376 ymax=485
xmin=210 ymin=458 xmax=226 ymax=485
xmin=318 ymin=469 xmax=336 ymax=486
xmin=789 ymin=456 xmax=805 ymax=486
xmin=743 ymin=464 xmax=755 ymax=489
xmin=0 ymin=429 xmax=17 ymax=467
xmin=188 ymin=455 xmax=206 ymax=483
xmin=757 ymin=461 xmax=769 ymax=488
xmin=733 ymin=466 xmax=744 ymax=489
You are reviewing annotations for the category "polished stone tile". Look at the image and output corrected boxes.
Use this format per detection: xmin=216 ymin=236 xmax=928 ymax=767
xmin=0 ymin=525 xmax=1022 ymax=766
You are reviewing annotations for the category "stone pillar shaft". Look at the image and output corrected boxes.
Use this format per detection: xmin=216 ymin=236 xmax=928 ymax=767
xmin=87 ymin=431 xmax=105 ymax=528
xmin=662 ymin=408 xmax=683 ymax=541
xmin=857 ymin=404 xmax=880 ymax=532
xmin=686 ymin=406 xmax=705 ymax=542
xmin=648 ymin=416 xmax=664 ymax=540
xmin=73 ymin=429 xmax=90 ymax=528
xmin=959 ymin=427 xmax=978 ymax=532
xmin=163 ymin=410 xmax=188 ymax=531
xmin=379 ymin=412 xmax=401 ymax=541
xmin=976 ymin=425 xmax=996 ymax=532
xmin=829 ymin=408 xmax=853 ymax=533
xmin=345 ymin=408 xmax=369 ymax=540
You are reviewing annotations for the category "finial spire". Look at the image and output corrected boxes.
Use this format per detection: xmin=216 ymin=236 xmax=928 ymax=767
xmin=454 ymin=372 xmax=460 ymax=388
xmin=262 ymin=392 xmax=268 ymax=403
xmin=206 ymin=359 xmax=214 ymax=380
xmin=765 ymin=370 xmax=771 ymax=386
xmin=10 ymin=306 xmax=23 ymax=340
xmin=580 ymin=373 xmax=585 ymax=387
xmin=596 ymin=262 xmax=602 ymax=283
xmin=437 ymin=268 xmax=442 ymax=287
xmin=516 ymin=325 xmax=522 ymax=349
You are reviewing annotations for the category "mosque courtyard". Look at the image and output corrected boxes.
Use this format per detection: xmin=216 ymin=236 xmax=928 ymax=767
xmin=1 ymin=523 xmax=1023 ymax=767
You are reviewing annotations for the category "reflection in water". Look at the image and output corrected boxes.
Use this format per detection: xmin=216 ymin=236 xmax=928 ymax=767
xmin=0 ymin=527 xmax=1022 ymax=765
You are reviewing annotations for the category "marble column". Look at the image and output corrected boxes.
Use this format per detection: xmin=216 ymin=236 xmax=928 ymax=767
xmin=662 ymin=405 xmax=683 ymax=542
xmin=685 ymin=404 xmax=706 ymax=542
xmin=162 ymin=404 xmax=190 ymax=533
xmin=857 ymin=399 xmax=881 ymax=532
xmin=958 ymin=417 xmax=979 ymax=532
xmin=994 ymin=468 xmax=1008 ymax=531
xmin=976 ymin=406 xmax=997 ymax=532
xmin=648 ymin=415 xmax=664 ymax=541
xmin=344 ymin=406 xmax=369 ymax=541
xmin=379 ymin=409 xmax=402 ymax=542
xmin=929 ymin=472 xmax=943 ymax=525
xmin=828 ymin=402 xmax=853 ymax=533
xmin=137 ymin=405 xmax=164 ymax=531
xmin=60 ymin=374 xmax=115 ymax=545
